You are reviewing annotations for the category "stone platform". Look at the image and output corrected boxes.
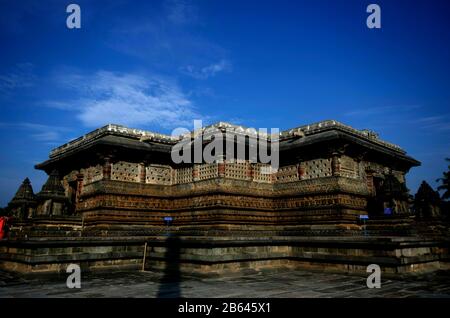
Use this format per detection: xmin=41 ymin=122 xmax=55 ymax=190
xmin=5 ymin=120 xmax=442 ymax=278
xmin=1 ymin=235 xmax=449 ymax=275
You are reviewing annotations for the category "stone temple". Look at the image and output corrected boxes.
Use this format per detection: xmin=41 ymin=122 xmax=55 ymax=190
xmin=1 ymin=120 xmax=449 ymax=275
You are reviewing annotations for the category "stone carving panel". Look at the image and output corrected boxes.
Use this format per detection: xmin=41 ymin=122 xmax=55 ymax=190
xmin=303 ymin=159 xmax=332 ymax=179
xmin=276 ymin=165 xmax=298 ymax=183
xmin=340 ymin=156 xmax=357 ymax=179
xmin=197 ymin=163 xmax=218 ymax=180
xmin=253 ymin=164 xmax=273 ymax=183
xmin=175 ymin=167 xmax=193 ymax=184
xmin=83 ymin=164 xmax=103 ymax=185
xmin=225 ymin=161 xmax=250 ymax=180
xmin=146 ymin=165 xmax=172 ymax=185
xmin=62 ymin=170 xmax=79 ymax=195
xmin=364 ymin=161 xmax=385 ymax=177
xmin=392 ymin=170 xmax=406 ymax=184
xmin=111 ymin=161 xmax=140 ymax=182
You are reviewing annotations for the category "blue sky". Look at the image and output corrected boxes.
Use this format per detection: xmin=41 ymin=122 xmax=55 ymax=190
xmin=0 ymin=0 xmax=449 ymax=206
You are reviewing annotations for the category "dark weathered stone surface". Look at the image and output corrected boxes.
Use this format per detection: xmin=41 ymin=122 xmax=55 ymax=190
xmin=1 ymin=235 xmax=449 ymax=275
xmin=3 ymin=120 xmax=449 ymax=275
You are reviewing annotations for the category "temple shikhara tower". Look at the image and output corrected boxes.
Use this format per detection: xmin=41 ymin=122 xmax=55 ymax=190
xmin=1 ymin=120 xmax=448 ymax=274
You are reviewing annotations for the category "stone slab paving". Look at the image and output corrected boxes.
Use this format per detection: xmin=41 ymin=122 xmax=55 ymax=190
xmin=1 ymin=269 xmax=450 ymax=298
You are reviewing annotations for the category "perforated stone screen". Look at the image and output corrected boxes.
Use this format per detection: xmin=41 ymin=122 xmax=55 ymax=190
xmin=197 ymin=163 xmax=218 ymax=180
xmin=225 ymin=161 xmax=249 ymax=180
xmin=111 ymin=161 xmax=140 ymax=182
xmin=276 ymin=165 xmax=298 ymax=183
xmin=303 ymin=159 xmax=332 ymax=179
xmin=175 ymin=167 xmax=193 ymax=184
xmin=253 ymin=163 xmax=273 ymax=183
xmin=146 ymin=165 xmax=172 ymax=185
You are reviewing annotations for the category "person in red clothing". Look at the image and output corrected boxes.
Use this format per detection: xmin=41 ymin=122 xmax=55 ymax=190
xmin=0 ymin=216 xmax=12 ymax=239
xmin=0 ymin=217 xmax=6 ymax=239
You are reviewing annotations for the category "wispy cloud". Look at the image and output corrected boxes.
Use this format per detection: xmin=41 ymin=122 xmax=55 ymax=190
xmin=188 ymin=86 xmax=217 ymax=98
xmin=180 ymin=59 xmax=232 ymax=79
xmin=41 ymin=100 xmax=77 ymax=110
xmin=165 ymin=0 xmax=199 ymax=25
xmin=107 ymin=0 xmax=230 ymax=77
xmin=0 ymin=63 xmax=35 ymax=93
xmin=0 ymin=122 xmax=70 ymax=142
xmin=343 ymin=104 xmax=450 ymax=134
xmin=45 ymin=70 xmax=202 ymax=129
xmin=30 ymin=131 xmax=61 ymax=142
xmin=412 ymin=115 xmax=450 ymax=131
xmin=344 ymin=105 xmax=421 ymax=117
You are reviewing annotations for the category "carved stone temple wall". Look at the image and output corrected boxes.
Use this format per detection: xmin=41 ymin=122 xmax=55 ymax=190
xmin=1 ymin=120 xmax=449 ymax=275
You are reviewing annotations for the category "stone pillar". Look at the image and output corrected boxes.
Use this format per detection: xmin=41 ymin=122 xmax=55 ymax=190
xmin=331 ymin=153 xmax=341 ymax=176
xmin=216 ymin=153 xmax=226 ymax=178
xmin=172 ymin=168 xmax=176 ymax=185
xmin=365 ymin=170 xmax=375 ymax=196
xmin=218 ymin=161 xmax=226 ymax=178
xmin=298 ymin=162 xmax=306 ymax=180
xmin=354 ymin=153 xmax=366 ymax=179
xmin=192 ymin=165 xmax=199 ymax=181
xmin=246 ymin=162 xmax=253 ymax=181
xmin=271 ymin=168 xmax=277 ymax=183
xmin=103 ymin=157 xmax=112 ymax=180
xmin=139 ymin=162 xmax=147 ymax=183
xmin=76 ymin=173 xmax=84 ymax=203
xmin=356 ymin=160 xmax=363 ymax=178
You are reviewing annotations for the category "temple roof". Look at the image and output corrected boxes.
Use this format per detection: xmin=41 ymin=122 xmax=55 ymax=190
xmin=48 ymin=120 xmax=405 ymax=155
xmin=9 ymin=177 xmax=36 ymax=206
xmin=35 ymin=120 xmax=420 ymax=170
xmin=37 ymin=170 xmax=66 ymax=199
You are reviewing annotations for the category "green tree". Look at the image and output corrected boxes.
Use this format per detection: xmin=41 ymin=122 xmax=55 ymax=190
xmin=436 ymin=158 xmax=450 ymax=200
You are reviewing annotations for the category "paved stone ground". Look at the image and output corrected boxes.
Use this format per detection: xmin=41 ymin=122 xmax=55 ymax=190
xmin=1 ymin=269 xmax=450 ymax=298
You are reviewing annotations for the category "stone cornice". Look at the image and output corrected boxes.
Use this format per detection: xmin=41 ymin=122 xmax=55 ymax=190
xmin=37 ymin=120 xmax=419 ymax=170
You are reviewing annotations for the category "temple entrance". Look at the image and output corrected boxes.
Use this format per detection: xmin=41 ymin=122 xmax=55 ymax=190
xmin=367 ymin=176 xmax=384 ymax=216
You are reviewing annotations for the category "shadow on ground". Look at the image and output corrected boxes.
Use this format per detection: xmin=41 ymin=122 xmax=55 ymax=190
xmin=156 ymin=235 xmax=181 ymax=298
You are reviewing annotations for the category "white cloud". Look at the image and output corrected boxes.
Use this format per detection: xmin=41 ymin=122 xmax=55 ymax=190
xmin=0 ymin=122 xmax=70 ymax=142
xmin=344 ymin=105 xmax=421 ymax=117
xmin=31 ymin=131 xmax=61 ymax=142
xmin=46 ymin=70 xmax=201 ymax=129
xmin=180 ymin=60 xmax=232 ymax=80
xmin=41 ymin=100 xmax=75 ymax=110
xmin=413 ymin=115 xmax=450 ymax=131
xmin=0 ymin=63 xmax=35 ymax=93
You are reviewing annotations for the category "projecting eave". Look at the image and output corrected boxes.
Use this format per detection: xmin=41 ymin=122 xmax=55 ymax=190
xmin=35 ymin=134 xmax=172 ymax=171
xmin=280 ymin=129 xmax=420 ymax=167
